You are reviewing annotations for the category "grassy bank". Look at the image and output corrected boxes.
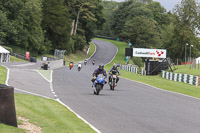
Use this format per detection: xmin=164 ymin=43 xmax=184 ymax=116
xmin=172 ymin=65 xmax=200 ymax=76
xmin=65 ymin=42 xmax=96 ymax=63
xmin=95 ymin=38 xmax=200 ymax=98
xmin=0 ymin=66 xmax=95 ymax=132
xmin=10 ymin=56 xmax=28 ymax=62
xmin=15 ymin=94 xmax=95 ymax=133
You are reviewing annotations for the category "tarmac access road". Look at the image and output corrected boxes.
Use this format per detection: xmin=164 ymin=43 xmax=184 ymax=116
xmin=1 ymin=61 xmax=55 ymax=99
xmin=53 ymin=39 xmax=200 ymax=133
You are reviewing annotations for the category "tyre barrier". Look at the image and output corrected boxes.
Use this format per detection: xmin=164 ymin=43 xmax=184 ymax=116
xmin=162 ymin=70 xmax=199 ymax=86
xmin=0 ymin=84 xmax=17 ymax=127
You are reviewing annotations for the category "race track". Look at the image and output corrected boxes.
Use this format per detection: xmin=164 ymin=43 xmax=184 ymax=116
xmin=53 ymin=40 xmax=200 ymax=133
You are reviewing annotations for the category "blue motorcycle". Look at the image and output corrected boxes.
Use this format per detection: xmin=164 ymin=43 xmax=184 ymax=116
xmin=93 ymin=74 xmax=105 ymax=95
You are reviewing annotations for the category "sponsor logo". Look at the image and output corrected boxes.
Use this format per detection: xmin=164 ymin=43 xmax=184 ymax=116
xmin=156 ymin=50 xmax=164 ymax=56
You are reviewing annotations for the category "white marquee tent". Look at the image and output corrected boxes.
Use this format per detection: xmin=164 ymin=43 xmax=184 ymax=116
xmin=0 ymin=46 xmax=10 ymax=62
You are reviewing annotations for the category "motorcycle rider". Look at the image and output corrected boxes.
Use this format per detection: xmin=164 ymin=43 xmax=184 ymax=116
xmin=69 ymin=61 xmax=73 ymax=70
xmin=77 ymin=62 xmax=82 ymax=70
xmin=92 ymin=60 xmax=95 ymax=65
xmin=108 ymin=64 xmax=120 ymax=85
xmin=91 ymin=64 xmax=107 ymax=84
xmin=84 ymin=59 xmax=87 ymax=65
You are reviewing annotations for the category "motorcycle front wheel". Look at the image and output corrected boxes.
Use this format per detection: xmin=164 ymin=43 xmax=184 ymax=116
xmin=95 ymin=84 xmax=101 ymax=95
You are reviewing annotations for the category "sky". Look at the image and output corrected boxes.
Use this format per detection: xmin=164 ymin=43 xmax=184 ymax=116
xmin=107 ymin=0 xmax=182 ymax=11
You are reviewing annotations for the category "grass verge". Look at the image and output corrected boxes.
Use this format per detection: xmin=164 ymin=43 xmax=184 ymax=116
xmin=65 ymin=42 xmax=96 ymax=63
xmin=172 ymin=64 xmax=200 ymax=76
xmin=10 ymin=56 xmax=28 ymax=62
xmin=15 ymin=94 xmax=95 ymax=133
xmin=0 ymin=66 xmax=95 ymax=133
xmin=0 ymin=66 xmax=25 ymax=132
xmin=95 ymin=38 xmax=200 ymax=98
xmin=35 ymin=70 xmax=52 ymax=82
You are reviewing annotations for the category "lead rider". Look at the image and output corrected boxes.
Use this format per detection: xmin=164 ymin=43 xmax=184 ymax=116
xmin=91 ymin=64 xmax=107 ymax=84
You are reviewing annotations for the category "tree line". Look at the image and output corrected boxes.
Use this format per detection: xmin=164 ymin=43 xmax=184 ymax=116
xmin=0 ymin=0 xmax=104 ymax=55
xmin=98 ymin=0 xmax=200 ymax=60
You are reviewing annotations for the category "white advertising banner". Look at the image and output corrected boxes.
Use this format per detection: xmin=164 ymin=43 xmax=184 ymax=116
xmin=133 ymin=48 xmax=166 ymax=58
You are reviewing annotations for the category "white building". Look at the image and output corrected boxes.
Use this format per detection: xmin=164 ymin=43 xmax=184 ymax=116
xmin=0 ymin=46 xmax=10 ymax=62
xmin=196 ymin=57 xmax=200 ymax=64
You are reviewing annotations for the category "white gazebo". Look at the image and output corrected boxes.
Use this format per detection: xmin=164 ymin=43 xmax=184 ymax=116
xmin=0 ymin=46 xmax=10 ymax=62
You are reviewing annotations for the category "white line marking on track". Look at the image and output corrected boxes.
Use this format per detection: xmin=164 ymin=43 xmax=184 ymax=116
xmin=14 ymin=88 xmax=52 ymax=99
xmin=56 ymin=99 xmax=101 ymax=133
xmin=34 ymin=70 xmax=51 ymax=82
xmin=3 ymin=65 xmax=101 ymax=132
xmin=121 ymin=77 xmax=200 ymax=101
xmin=36 ymin=67 xmax=101 ymax=132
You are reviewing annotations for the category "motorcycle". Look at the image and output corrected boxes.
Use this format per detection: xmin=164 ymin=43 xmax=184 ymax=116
xmin=84 ymin=60 xmax=87 ymax=65
xmin=92 ymin=74 xmax=105 ymax=95
xmin=77 ymin=64 xmax=82 ymax=71
xmin=69 ymin=63 xmax=73 ymax=70
xmin=109 ymin=74 xmax=117 ymax=90
xmin=92 ymin=60 xmax=95 ymax=65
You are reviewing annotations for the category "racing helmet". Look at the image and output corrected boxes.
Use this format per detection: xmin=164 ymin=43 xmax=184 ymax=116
xmin=99 ymin=64 xmax=104 ymax=71
xmin=113 ymin=64 xmax=117 ymax=70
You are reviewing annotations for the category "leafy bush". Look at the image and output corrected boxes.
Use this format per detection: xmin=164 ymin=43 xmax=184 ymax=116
xmin=2 ymin=46 xmax=13 ymax=53
xmin=132 ymin=57 xmax=143 ymax=68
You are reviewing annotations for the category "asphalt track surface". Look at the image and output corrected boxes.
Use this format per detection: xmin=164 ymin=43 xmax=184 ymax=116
xmin=2 ymin=62 xmax=55 ymax=98
xmin=3 ymin=39 xmax=200 ymax=133
xmin=53 ymin=40 xmax=200 ymax=133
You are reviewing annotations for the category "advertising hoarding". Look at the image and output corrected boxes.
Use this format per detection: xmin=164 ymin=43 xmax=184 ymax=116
xmin=26 ymin=52 xmax=30 ymax=59
xmin=133 ymin=48 xmax=166 ymax=58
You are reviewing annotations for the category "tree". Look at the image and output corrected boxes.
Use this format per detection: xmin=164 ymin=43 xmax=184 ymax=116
xmin=169 ymin=0 xmax=200 ymax=59
xmin=18 ymin=0 xmax=44 ymax=52
xmin=42 ymin=0 xmax=71 ymax=53
xmin=121 ymin=16 xmax=161 ymax=48
xmin=66 ymin=0 xmax=105 ymax=50
xmin=145 ymin=2 xmax=167 ymax=26
xmin=0 ymin=10 xmax=8 ymax=45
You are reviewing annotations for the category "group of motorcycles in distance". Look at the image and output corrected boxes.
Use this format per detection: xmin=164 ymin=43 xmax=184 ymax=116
xmin=68 ymin=59 xmax=95 ymax=71
xmin=68 ymin=59 xmax=119 ymax=95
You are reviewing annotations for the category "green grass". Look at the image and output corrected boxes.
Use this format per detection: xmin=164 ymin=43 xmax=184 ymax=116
xmin=0 ymin=124 xmax=25 ymax=133
xmin=0 ymin=65 xmax=95 ymax=133
xmin=64 ymin=42 xmax=96 ymax=64
xmin=172 ymin=64 xmax=200 ymax=76
xmin=95 ymin=38 xmax=200 ymax=98
xmin=87 ymin=42 xmax=96 ymax=58
xmin=36 ymin=70 xmax=52 ymax=82
xmin=15 ymin=94 xmax=95 ymax=133
xmin=10 ymin=56 xmax=28 ymax=62
xmin=0 ymin=66 xmax=25 ymax=132
xmin=0 ymin=66 xmax=7 ymax=84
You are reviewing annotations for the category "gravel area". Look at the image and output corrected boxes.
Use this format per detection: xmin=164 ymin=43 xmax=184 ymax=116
xmin=18 ymin=116 xmax=41 ymax=133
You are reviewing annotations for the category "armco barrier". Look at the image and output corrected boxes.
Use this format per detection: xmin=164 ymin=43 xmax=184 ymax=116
xmin=162 ymin=70 xmax=199 ymax=86
xmin=120 ymin=64 xmax=137 ymax=74
xmin=42 ymin=59 xmax=64 ymax=70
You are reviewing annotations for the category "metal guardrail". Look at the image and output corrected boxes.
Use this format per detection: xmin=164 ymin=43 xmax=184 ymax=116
xmin=119 ymin=64 xmax=137 ymax=74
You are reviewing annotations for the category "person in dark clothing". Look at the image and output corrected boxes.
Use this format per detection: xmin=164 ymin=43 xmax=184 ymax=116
xmin=92 ymin=60 xmax=95 ymax=65
xmin=108 ymin=64 xmax=120 ymax=85
xmin=91 ymin=64 xmax=107 ymax=84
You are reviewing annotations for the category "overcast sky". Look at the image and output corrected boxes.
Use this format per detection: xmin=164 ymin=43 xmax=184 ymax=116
xmin=107 ymin=0 xmax=182 ymax=11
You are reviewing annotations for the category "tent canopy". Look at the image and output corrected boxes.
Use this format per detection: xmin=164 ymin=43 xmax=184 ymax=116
xmin=0 ymin=46 xmax=10 ymax=53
